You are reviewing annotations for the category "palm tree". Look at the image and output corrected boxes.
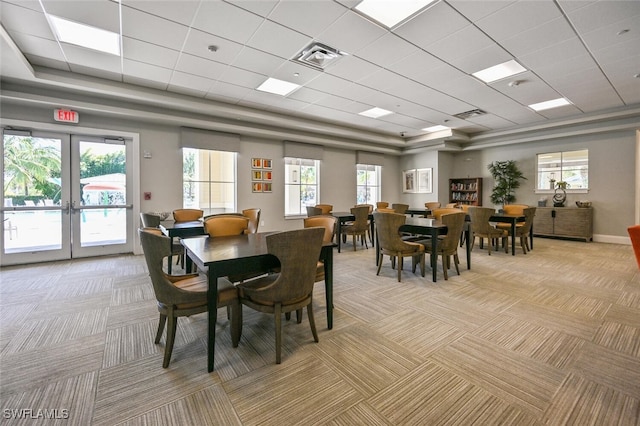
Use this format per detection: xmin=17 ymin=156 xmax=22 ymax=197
xmin=3 ymin=136 xmax=61 ymax=196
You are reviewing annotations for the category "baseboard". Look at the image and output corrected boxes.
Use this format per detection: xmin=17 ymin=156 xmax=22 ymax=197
xmin=593 ymin=234 xmax=631 ymax=245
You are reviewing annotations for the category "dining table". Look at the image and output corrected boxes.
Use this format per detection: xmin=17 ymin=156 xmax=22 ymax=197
xmin=395 ymin=216 xmax=472 ymax=282
xmin=404 ymin=208 xmax=432 ymax=217
xmin=159 ymin=220 xmax=205 ymax=273
xmin=181 ymin=232 xmax=335 ymax=372
xmin=488 ymin=213 xmax=531 ymax=255
xmin=332 ymin=211 xmax=375 ymax=253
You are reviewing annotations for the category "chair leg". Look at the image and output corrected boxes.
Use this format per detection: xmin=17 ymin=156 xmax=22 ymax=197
xmin=307 ymin=301 xmax=319 ymax=343
xmin=163 ymin=313 xmax=177 ymax=368
xmin=376 ymin=253 xmax=384 ymax=276
xmin=275 ymin=303 xmax=282 ymax=364
xmin=155 ymin=313 xmax=167 ymax=344
xmin=230 ymin=301 xmax=242 ymax=348
xmin=352 ymin=235 xmax=356 ymax=251
xmin=454 ymin=253 xmax=460 ymax=275
xmin=296 ymin=308 xmax=302 ymax=324
xmin=420 ymin=253 xmax=425 ymax=277
xmin=397 ymin=256 xmax=403 ymax=282
xmin=442 ymin=254 xmax=448 ymax=280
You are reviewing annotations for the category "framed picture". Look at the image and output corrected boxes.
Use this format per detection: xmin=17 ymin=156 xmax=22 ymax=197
xmin=252 ymin=182 xmax=263 ymax=192
xmin=416 ymin=168 xmax=433 ymax=193
xmin=252 ymin=158 xmax=262 ymax=168
xmin=402 ymin=169 xmax=416 ymax=193
xmin=262 ymin=183 xmax=272 ymax=192
xmin=252 ymin=170 xmax=263 ymax=180
xmin=262 ymin=170 xmax=272 ymax=181
xmin=262 ymin=159 xmax=272 ymax=169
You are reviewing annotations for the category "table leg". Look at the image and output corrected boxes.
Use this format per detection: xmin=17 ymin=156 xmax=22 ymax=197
xmin=168 ymin=237 xmax=174 ymax=274
xmin=369 ymin=219 xmax=375 ymax=248
xmin=511 ymin=220 xmax=516 ymax=255
xmin=465 ymin=224 xmax=471 ymax=269
xmin=323 ymin=246 xmax=333 ymax=329
xmin=337 ymin=220 xmax=343 ymax=253
xmin=207 ymin=268 xmax=219 ymax=372
xmin=431 ymin=229 xmax=438 ymax=282
xmin=529 ymin=224 xmax=534 ymax=249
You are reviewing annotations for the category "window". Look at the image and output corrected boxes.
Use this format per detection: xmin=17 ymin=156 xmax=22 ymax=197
xmin=536 ymin=149 xmax=588 ymax=191
xmin=285 ymin=157 xmax=319 ymax=216
xmin=356 ymin=164 xmax=381 ymax=204
xmin=183 ymin=148 xmax=236 ymax=215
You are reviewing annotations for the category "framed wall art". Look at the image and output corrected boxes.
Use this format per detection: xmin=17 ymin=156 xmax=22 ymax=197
xmin=402 ymin=169 xmax=416 ymax=193
xmin=416 ymin=168 xmax=433 ymax=193
xmin=252 ymin=158 xmax=272 ymax=192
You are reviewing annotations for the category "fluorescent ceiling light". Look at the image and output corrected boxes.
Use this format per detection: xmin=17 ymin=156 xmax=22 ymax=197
xmin=472 ymin=59 xmax=526 ymax=83
xmin=256 ymin=78 xmax=300 ymax=96
xmin=529 ymin=98 xmax=571 ymax=111
xmin=359 ymin=107 xmax=393 ymax=118
xmin=49 ymin=15 xmax=120 ymax=56
xmin=355 ymin=0 xmax=435 ymax=28
xmin=422 ymin=125 xmax=449 ymax=132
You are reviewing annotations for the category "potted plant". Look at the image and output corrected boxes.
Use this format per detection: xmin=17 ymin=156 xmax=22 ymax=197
xmin=487 ymin=160 xmax=527 ymax=207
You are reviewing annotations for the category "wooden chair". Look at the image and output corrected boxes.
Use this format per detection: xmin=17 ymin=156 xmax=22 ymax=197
xmin=343 ymin=205 xmax=369 ymax=250
xmin=431 ymin=208 xmax=462 ymax=220
xmin=425 ymin=202 xmax=441 ymax=211
xmin=236 ymin=228 xmax=324 ymax=364
xmin=304 ymin=215 xmax=337 ymax=284
xmin=628 ymin=225 xmax=640 ymax=269
xmin=422 ymin=212 xmax=466 ymax=280
xmin=468 ymin=207 xmax=507 ymax=255
xmin=506 ymin=207 xmax=536 ymax=254
xmin=355 ymin=203 xmax=374 ymax=245
xmin=306 ymin=206 xmax=323 ymax=217
xmin=140 ymin=212 xmax=184 ymax=268
xmin=172 ymin=209 xmax=203 ymax=222
xmin=138 ymin=228 xmax=240 ymax=368
xmin=315 ymin=204 xmax=333 ymax=215
xmin=242 ymin=208 xmax=261 ymax=233
xmin=496 ymin=204 xmax=529 ymax=233
xmin=376 ymin=202 xmax=390 ymax=209
xmin=204 ymin=215 xmax=249 ymax=237
xmin=391 ymin=203 xmax=409 ymax=214
xmin=373 ymin=211 xmax=425 ymax=282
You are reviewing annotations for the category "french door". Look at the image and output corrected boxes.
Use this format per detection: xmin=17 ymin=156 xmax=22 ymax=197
xmin=1 ymin=130 xmax=133 ymax=265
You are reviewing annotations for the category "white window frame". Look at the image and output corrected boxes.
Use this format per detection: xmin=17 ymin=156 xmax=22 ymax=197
xmin=182 ymin=148 xmax=237 ymax=215
xmin=356 ymin=164 xmax=381 ymax=204
xmin=535 ymin=149 xmax=589 ymax=194
xmin=284 ymin=157 xmax=319 ymax=217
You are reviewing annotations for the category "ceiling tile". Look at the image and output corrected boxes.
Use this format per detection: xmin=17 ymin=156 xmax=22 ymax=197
xmin=0 ymin=1 xmax=52 ymax=39
xmin=181 ymin=29 xmax=244 ymax=64
xmin=231 ymin=47 xmax=284 ymax=76
xmin=174 ymin=53 xmax=228 ymax=80
xmin=121 ymin=0 xmax=200 ymax=26
xmin=425 ymin=25 xmax=494 ymax=64
xmin=475 ymin=1 xmax=562 ymax=42
xmin=192 ymin=1 xmax=264 ymax=45
xmin=224 ymin=0 xmax=279 ymax=18
xmin=8 ymin=31 xmax=65 ymax=62
xmin=268 ymin=1 xmax=347 ymax=38
xmin=447 ymin=0 xmax=516 ymax=22
xmin=123 ymin=59 xmax=172 ymax=85
xmin=122 ymin=6 xmax=189 ymax=50
xmin=355 ymin=33 xmax=418 ymax=67
xmin=246 ymin=20 xmax=310 ymax=59
xmin=317 ymin=10 xmax=386 ymax=54
xmin=168 ymin=71 xmax=211 ymax=95
xmin=395 ymin=1 xmax=468 ymax=49
xmin=122 ymin=37 xmax=179 ymax=69
xmin=41 ymin=0 xmax=120 ymax=33
xmin=325 ymin=55 xmax=380 ymax=81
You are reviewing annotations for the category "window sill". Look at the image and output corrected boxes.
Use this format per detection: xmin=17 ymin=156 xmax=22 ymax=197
xmin=534 ymin=189 xmax=589 ymax=195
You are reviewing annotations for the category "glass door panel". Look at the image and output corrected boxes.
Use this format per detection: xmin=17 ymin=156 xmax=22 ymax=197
xmin=1 ymin=132 xmax=71 ymax=264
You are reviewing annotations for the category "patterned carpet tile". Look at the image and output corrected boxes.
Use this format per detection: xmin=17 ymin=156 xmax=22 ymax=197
xmin=430 ymin=334 xmax=566 ymax=417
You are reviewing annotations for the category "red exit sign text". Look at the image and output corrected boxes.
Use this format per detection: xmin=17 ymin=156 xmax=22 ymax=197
xmin=54 ymin=109 xmax=79 ymax=123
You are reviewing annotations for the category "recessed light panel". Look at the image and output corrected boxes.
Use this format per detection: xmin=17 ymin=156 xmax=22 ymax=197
xmin=49 ymin=15 xmax=120 ymax=56
xmin=529 ymin=98 xmax=571 ymax=111
xmin=256 ymin=78 xmax=301 ymax=96
xmin=359 ymin=107 xmax=393 ymax=118
xmin=355 ymin=0 xmax=435 ymax=28
xmin=422 ymin=125 xmax=449 ymax=132
xmin=472 ymin=60 xmax=526 ymax=83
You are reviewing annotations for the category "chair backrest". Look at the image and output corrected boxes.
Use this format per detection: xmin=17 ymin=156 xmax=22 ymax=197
xmin=503 ymin=204 xmax=529 ymax=215
xmin=468 ymin=207 xmax=497 ymax=233
xmin=373 ymin=211 xmax=417 ymax=252
xmin=173 ymin=209 xmax=203 ymax=222
xmin=140 ymin=212 xmax=161 ymax=228
xmin=425 ymin=202 xmax=441 ymax=210
xmin=306 ymin=206 xmax=323 ymax=217
xmin=376 ymin=202 xmax=389 ymax=209
xmin=459 ymin=204 xmax=472 ymax=213
xmin=204 ymin=215 xmax=249 ymax=237
xmin=242 ymin=208 xmax=261 ymax=233
xmin=138 ymin=228 xmax=202 ymax=305
xmin=432 ymin=208 xmax=462 ymax=220
xmin=376 ymin=207 xmax=395 ymax=213
xmin=445 ymin=203 xmax=458 ymax=208
xmin=355 ymin=204 xmax=374 ymax=214
xmin=304 ymin=216 xmax=336 ymax=243
xmin=520 ymin=207 xmax=536 ymax=234
xmin=259 ymin=228 xmax=324 ymax=302
xmin=349 ymin=205 xmax=370 ymax=231
xmin=391 ymin=203 xmax=409 ymax=214
xmin=439 ymin=212 xmax=466 ymax=252
xmin=315 ymin=204 xmax=333 ymax=215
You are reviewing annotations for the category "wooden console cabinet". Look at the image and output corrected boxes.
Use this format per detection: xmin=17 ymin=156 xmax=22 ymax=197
xmin=533 ymin=207 xmax=593 ymax=242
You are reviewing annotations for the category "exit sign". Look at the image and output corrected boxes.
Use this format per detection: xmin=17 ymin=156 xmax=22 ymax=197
xmin=54 ymin=109 xmax=79 ymax=123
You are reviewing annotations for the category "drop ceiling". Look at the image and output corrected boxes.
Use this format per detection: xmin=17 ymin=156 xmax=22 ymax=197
xmin=1 ymin=0 xmax=639 ymax=153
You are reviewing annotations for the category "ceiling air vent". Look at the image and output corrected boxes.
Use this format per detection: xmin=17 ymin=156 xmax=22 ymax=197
xmin=454 ymin=109 xmax=486 ymax=119
xmin=294 ymin=42 xmax=345 ymax=70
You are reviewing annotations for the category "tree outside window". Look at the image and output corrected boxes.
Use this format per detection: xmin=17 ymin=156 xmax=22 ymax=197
xmin=285 ymin=157 xmax=318 ymax=216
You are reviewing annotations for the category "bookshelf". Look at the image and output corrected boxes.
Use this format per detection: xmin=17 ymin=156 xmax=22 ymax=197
xmin=449 ymin=177 xmax=482 ymax=206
